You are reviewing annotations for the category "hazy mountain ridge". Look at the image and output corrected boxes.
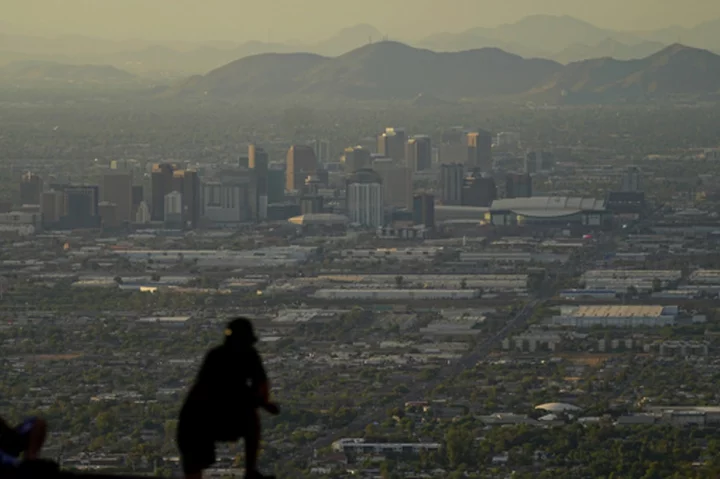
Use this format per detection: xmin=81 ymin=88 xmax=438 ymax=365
xmin=6 ymin=15 xmax=720 ymax=77
xmin=172 ymin=42 xmax=720 ymax=104
xmin=530 ymin=44 xmax=720 ymax=102
xmin=418 ymin=15 xmax=720 ymax=59
xmin=173 ymin=41 xmax=562 ymax=101
xmin=553 ymin=38 xmax=668 ymax=64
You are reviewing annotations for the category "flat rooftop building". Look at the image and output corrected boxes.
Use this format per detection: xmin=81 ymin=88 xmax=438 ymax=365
xmin=548 ymin=305 xmax=678 ymax=328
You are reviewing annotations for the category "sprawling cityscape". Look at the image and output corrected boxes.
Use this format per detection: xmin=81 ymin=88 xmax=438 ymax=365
xmin=4 ymin=111 xmax=720 ymax=478
xmin=7 ymin=3 xmax=720 ymax=479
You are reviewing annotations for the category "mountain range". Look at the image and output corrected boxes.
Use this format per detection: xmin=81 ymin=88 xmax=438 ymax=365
xmin=6 ymin=16 xmax=720 ymax=76
xmin=168 ymin=41 xmax=720 ymax=104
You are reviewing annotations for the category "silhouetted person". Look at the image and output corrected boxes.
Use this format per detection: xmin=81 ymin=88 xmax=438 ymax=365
xmin=178 ymin=318 xmax=279 ymax=479
xmin=0 ymin=415 xmax=47 ymax=467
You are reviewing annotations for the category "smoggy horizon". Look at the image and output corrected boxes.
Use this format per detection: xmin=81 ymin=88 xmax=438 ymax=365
xmin=5 ymin=0 xmax=720 ymax=44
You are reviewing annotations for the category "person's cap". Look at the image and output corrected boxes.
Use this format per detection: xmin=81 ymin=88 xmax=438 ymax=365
xmin=224 ymin=317 xmax=258 ymax=345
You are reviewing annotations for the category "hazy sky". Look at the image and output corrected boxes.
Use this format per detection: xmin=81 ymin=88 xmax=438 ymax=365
xmin=6 ymin=0 xmax=720 ymax=42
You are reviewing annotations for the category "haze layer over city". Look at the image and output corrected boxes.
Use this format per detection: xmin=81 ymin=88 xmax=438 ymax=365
xmin=5 ymin=1 xmax=720 ymax=478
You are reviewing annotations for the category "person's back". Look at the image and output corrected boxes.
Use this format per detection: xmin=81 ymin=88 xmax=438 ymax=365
xmin=177 ymin=318 xmax=278 ymax=479
xmin=181 ymin=343 xmax=267 ymax=437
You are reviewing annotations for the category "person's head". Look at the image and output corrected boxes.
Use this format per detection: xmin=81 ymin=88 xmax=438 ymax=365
xmin=224 ymin=317 xmax=258 ymax=350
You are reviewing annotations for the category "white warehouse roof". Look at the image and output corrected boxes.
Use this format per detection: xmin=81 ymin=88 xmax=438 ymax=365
xmin=490 ymin=196 xmax=606 ymax=217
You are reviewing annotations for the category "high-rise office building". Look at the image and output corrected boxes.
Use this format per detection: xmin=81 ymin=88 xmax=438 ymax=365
xmin=467 ymin=130 xmax=493 ymax=171
xmin=164 ymin=191 xmax=183 ymax=228
xmin=406 ymin=136 xmax=432 ymax=172
xmin=170 ymin=169 xmax=200 ymax=228
xmin=132 ymin=185 xmax=144 ymax=214
xmin=440 ymin=164 xmax=464 ymax=205
xmin=372 ymin=157 xmax=412 ymax=209
xmin=377 ymin=128 xmax=407 ymax=163
xmin=312 ymin=139 xmax=331 ymax=163
xmin=462 ymin=171 xmax=497 ymax=207
xmin=249 ymin=145 xmax=269 ymax=219
xmin=286 ymin=145 xmax=317 ymax=192
xmin=62 ymin=185 xmax=100 ymax=229
xmin=342 ymin=146 xmax=372 ymax=173
xmin=151 ymin=163 xmax=175 ymax=221
xmin=136 ymin=202 xmax=151 ymax=224
xmin=413 ymin=194 xmax=435 ymax=228
xmin=303 ymin=176 xmax=323 ymax=196
xmin=506 ymin=173 xmax=533 ymax=199
xmin=98 ymin=202 xmax=119 ymax=229
xmin=346 ymin=169 xmax=384 ymax=228
xmin=20 ymin=172 xmax=43 ymax=206
xmin=300 ymin=195 xmax=324 ymax=215
xmin=439 ymin=127 xmax=469 ymax=165
xmin=101 ymin=172 xmax=133 ymax=225
xmin=201 ymin=176 xmax=257 ymax=225
xmin=237 ymin=155 xmax=250 ymax=169
xmin=267 ymin=168 xmax=286 ymax=204
xmin=622 ymin=166 xmax=642 ymax=192
xmin=41 ymin=190 xmax=65 ymax=227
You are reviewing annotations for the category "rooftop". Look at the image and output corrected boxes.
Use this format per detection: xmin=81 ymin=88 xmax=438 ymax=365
xmin=569 ymin=305 xmax=674 ymax=318
xmin=490 ymin=196 xmax=606 ymax=215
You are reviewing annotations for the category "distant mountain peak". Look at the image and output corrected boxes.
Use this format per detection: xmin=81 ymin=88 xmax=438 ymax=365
xmin=650 ymin=43 xmax=714 ymax=58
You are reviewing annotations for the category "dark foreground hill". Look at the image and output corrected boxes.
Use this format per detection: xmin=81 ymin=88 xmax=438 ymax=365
xmin=168 ymin=42 xmax=720 ymax=103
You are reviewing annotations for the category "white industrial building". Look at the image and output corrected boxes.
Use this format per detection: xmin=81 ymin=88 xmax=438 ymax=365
xmin=312 ymin=289 xmax=480 ymax=301
xmin=548 ymin=305 xmax=678 ymax=328
xmin=689 ymin=270 xmax=720 ymax=288
xmin=337 ymin=247 xmax=441 ymax=262
xmin=459 ymin=251 xmax=569 ymax=264
xmin=113 ymin=246 xmax=317 ymax=268
xmin=643 ymin=340 xmax=709 ymax=357
xmin=307 ymin=274 xmax=528 ymax=292
xmin=332 ymin=438 xmax=441 ymax=454
xmin=503 ymin=332 xmax=565 ymax=352
xmin=581 ymin=269 xmax=682 ymax=293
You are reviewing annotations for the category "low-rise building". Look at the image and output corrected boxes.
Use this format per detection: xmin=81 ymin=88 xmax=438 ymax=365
xmin=548 ymin=305 xmax=678 ymax=328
